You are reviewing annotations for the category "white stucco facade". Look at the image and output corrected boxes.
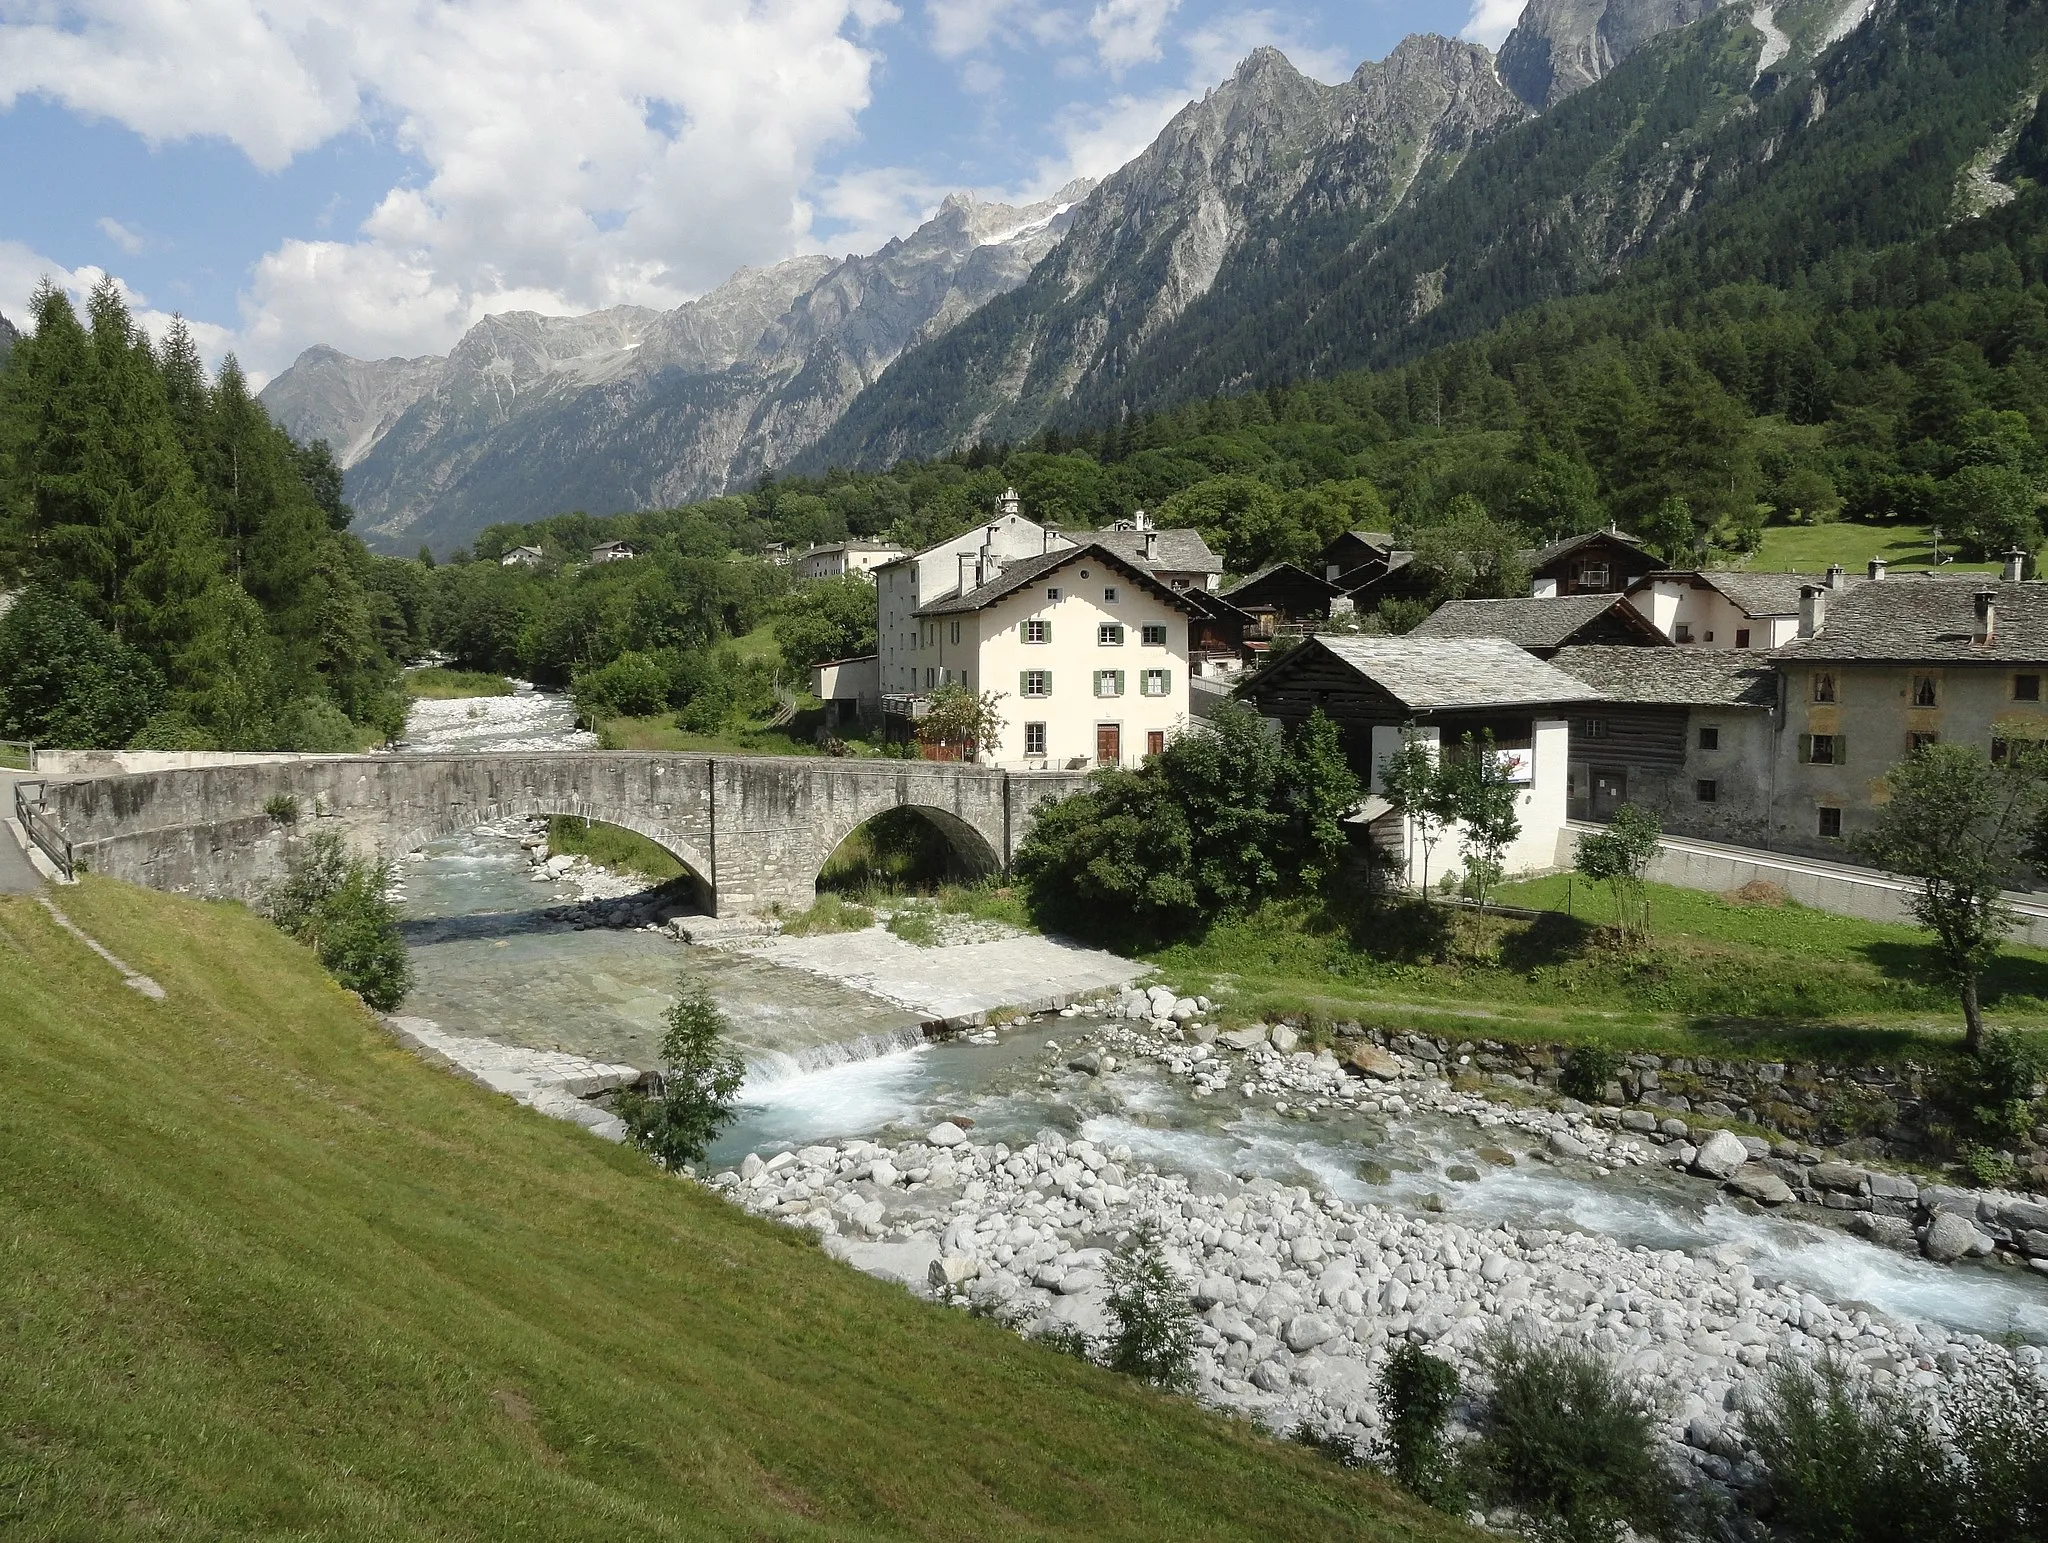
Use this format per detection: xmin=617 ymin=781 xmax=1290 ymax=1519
xmin=1366 ymin=718 xmax=1572 ymax=889
xmin=1628 ymin=578 xmax=1798 ymax=650
xmin=877 ymin=512 xmax=1068 ymax=695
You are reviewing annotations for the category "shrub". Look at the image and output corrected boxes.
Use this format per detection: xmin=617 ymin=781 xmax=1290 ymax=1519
xmin=1941 ymin=1029 xmax=2044 ymax=1146
xmin=1560 ymin=1046 xmax=1622 ymax=1103
xmin=1824 ymin=1083 xmax=1900 ymax=1138
xmin=571 ymin=649 xmax=674 ymax=723
xmin=885 ymin=904 xmax=940 ymax=947
xmin=1101 ymin=1226 xmax=1197 ymax=1390
xmin=614 ymin=980 xmax=745 ymax=1170
xmin=264 ymin=794 xmax=300 ymax=826
xmin=1376 ymin=1341 xmax=1462 ymax=1509
xmin=778 ymin=893 xmax=875 ymax=936
xmin=268 ymin=831 xmax=413 ymax=1011
xmin=1471 ymin=1334 xmax=1681 ymax=1543
xmin=0 ymin=584 xmax=164 ymax=749
xmin=1573 ymin=805 xmax=1661 ymax=945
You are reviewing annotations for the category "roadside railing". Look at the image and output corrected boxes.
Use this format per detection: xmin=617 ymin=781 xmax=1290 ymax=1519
xmin=0 ymin=739 xmax=33 ymax=772
xmin=13 ymin=780 xmax=72 ymax=879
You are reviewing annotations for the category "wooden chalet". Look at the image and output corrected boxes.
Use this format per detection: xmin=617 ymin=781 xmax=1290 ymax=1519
xmin=1407 ymin=594 xmax=1668 ymax=658
xmin=1524 ymin=528 xmax=1659 ymax=596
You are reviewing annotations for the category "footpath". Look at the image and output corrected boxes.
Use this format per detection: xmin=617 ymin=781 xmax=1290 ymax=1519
xmin=0 ymin=772 xmax=45 ymax=893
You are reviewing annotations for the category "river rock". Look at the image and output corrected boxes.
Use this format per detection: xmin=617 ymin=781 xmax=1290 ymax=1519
xmin=1810 ymin=1161 xmax=1869 ymax=1193
xmin=1269 ymin=1024 xmax=1300 ymax=1054
xmin=1057 ymin=1269 xmax=1102 ymax=1296
xmin=1189 ymin=1022 xmax=1219 ymax=1045
xmin=929 ymin=1255 xmax=981 ymax=1288
xmin=1691 ymin=1131 xmax=1750 ymax=1181
xmin=1348 ymin=1045 xmax=1403 ymax=1080
xmin=1068 ymin=1051 xmax=1103 ymax=1075
xmin=926 ymin=1121 xmax=968 ymax=1147
xmin=868 ymin=1159 xmax=900 ymax=1188
xmin=1726 ymin=1170 xmax=1795 ymax=1205
xmin=1923 ymin=1211 xmax=1992 ymax=1262
xmin=1285 ymin=1314 xmax=1336 ymax=1352
xmin=1250 ymin=1359 xmax=1293 ymax=1392
xmin=1548 ymin=1131 xmax=1590 ymax=1160
xmin=740 ymin=1152 xmax=765 ymax=1180
xmin=1218 ymin=1027 xmax=1268 ymax=1052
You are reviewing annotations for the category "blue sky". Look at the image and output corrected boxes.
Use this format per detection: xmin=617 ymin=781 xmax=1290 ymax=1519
xmin=0 ymin=0 xmax=1493 ymax=380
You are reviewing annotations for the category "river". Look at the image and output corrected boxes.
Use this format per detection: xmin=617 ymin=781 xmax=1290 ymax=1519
xmin=394 ymin=687 xmax=2048 ymax=1345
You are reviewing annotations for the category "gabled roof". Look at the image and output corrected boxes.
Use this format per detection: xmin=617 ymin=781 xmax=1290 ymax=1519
xmin=1525 ymin=528 xmax=1651 ymax=570
xmin=912 ymin=541 xmax=1201 ymax=618
xmin=1549 ymin=645 xmax=1777 ymax=707
xmin=1221 ymin=561 xmax=1344 ymax=603
xmin=1409 ymin=594 xmax=1665 ymax=650
xmin=1257 ymin=635 xmax=1607 ymax=711
xmin=1634 ymin=569 xmax=1850 ymax=618
xmin=1773 ymin=577 xmax=2048 ymax=664
xmin=802 ymin=541 xmax=905 ymax=556
xmin=1088 ymin=527 xmax=1222 ymax=574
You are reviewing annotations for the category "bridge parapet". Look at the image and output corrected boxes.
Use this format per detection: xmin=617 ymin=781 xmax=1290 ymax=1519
xmin=44 ymin=752 xmax=1093 ymax=915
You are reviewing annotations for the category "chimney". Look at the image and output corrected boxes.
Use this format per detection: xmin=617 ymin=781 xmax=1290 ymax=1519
xmin=2006 ymin=548 xmax=2029 ymax=582
xmin=1867 ymin=556 xmax=1886 ymax=581
xmin=1799 ymin=583 xmax=1828 ymax=639
xmin=958 ymin=552 xmax=979 ymax=595
xmin=1976 ymin=588 xmax=1997 ymax=646
xmin=1134 ymin=508 xmax=1152 ymax=532
xmin=1142 ymin=531 xmax=1158 ymax=563
xmin=1827 ymin=562 xmax=1846 ymax=591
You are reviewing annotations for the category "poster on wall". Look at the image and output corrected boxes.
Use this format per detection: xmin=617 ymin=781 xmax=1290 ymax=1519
xmin=1497 ymin=746 xmax=1535 ymax=783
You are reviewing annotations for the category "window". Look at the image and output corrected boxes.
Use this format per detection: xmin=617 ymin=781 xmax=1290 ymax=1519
xmin=1908 ymin=731 xmax=1939 ymax=752
xmin=1098 ymin=623 xmax=1124 ymax=647
xmin=1675 ymin=624 xmax=1693 ymax=644
xmin=1912 ymin=675 xmax=1938 ymax=708
xmin=1696 ymin=780 xmax=1718 ymax=803
xmin=1812 ymin=673 xmax=1836 ymax=703
xmin=1735 ymin=628 xmax=1751 ymax=648
xmin=1046 ymin=587 xmax=1061 ymax=601
xmin=1141 ymin=668 xmax=1172 ymax=697
xmin=1803 ymin=734 xmax=1840 ymax=766
xmin=949 ymin=621 xmax=960 ymax=645
xmin=1703 ymin=631 xmax=1715 ymax=643
xmin=1147 ymin=730 xmax=1165 ymax=756
xmin=1171 ymin=579 xmax=1188 ymax=591
xmin=2019 ymin=674 xmax=2042 ymax=702
xmin=1818 ymin=806 xmax=1843 ymax=839
xmin=1698 ymin=725 xmax=1719 ymax=751
xmin=1104 ymin=586 xmax=1119 ymax=603
xmin=1020 ymin=669 xmax=1051 ymax=698
xmin=1024 ymin=722 xmax=1047 ymax=756
xmin=1094 ymin=669 xmax=1125 ymax=698
xmin=1579 ymin=718 xmax=1610 ymax=740
xmin=1578 ymin=564 xmax=1609 ymax=589
xmin=1021 ymin=619 xmax=1050 ymax=644
xmin=1141 ymin=623 xmax=1168 ymax=646
xmin=924 ymin=667 xmax=935 ymax=689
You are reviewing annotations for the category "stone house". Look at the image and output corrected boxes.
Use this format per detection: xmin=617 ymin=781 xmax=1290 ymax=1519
xmin=795 ymin=541 xmax=906 ymax=581
xmin=1626 ymin=566 xmax=1865 ymax=649
xmin=589 ymin=539 xmax=637 ymax=564
xmin=906 ymin=541 xmax=1196 ymax=769
xmin=1087 ymin=513 xmax=1223 ymax=593
xmin=1241 ymin=634 xmax=1603 ymax=887
xmin=1770 ymin=569 xmax=2048 ymax=854
xmin=1409 ymin=594 xmax=1668 ymax=657
xmin=812 ymin=655 xmax=880 ymax=727
xmin=1546 ymin=646 xmax=1778 ymax=838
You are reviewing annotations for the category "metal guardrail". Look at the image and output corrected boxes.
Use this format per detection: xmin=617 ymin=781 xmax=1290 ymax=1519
xmin=13 ymin=781 xmax=72 ymax=879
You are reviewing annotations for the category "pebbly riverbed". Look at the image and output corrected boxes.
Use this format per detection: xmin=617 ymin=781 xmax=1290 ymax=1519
xmin=387 ymin=687 xmax=2048 ymax=1519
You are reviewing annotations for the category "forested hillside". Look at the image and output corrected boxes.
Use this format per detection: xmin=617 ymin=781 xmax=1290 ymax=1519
xmin=0 ymin=282 xmax=418 ymax=751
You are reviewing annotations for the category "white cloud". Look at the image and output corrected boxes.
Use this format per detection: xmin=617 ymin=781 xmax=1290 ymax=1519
xmin=1 ymin=1 xmax=892 ymax=374
xmin=1184 ymin=8 xmax=1353 ymax=85
xmin=96 ymin=217 xmax=146 ymax=255
xmin=0 ymin=240 xmax=237 ymax=366
xmin=811 ymin=166 xmax=953 ymax=255
xmin=1088 ymin=0 xmax=1180 ymax=70
xmin=1461 ymin=0 xmax=1525 ymax=49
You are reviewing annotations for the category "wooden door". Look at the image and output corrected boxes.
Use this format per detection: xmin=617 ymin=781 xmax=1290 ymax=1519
xmin=1591 ymin=768 xmax=1627 ymax=820
xmin=1146 ymin=730 xmax=1165 ymax=757
xmin=1096 ymin=723 xmax=1121 ymax=766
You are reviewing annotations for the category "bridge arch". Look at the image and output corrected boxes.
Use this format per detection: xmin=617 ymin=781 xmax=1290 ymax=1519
xmin=391 ymin=799 xmax=716 ymax=911
xmin=811 ymin=802 xmax=1003 ymax=897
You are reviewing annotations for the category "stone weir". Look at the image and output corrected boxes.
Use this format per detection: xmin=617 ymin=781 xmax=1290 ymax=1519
xmin=40 ymin=752 xmax=1092 ymax=917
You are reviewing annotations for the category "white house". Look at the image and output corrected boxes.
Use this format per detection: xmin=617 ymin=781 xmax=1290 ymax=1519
xmin=590 ymin=540 xmax=637 ymax=564
xmin=1625 ymin=566 xmax=1862 ymax=649
xmin=812 ymin=654 xmax=881 ymax=727
xmin=500 ymin=544 xmax=544 ymax=569
xmin=906 ymin=541 xmax=1197 ymax=768
xmin=796 ymin=541 xmax=906 ymax=581
xmin=1088 ymin=511 xmax=1223 ymax=593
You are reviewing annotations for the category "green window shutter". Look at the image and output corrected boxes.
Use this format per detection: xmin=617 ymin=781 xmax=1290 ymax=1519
xmin=1020 ymin=670 xmax=1029 ymax=697
xmin=1018 ymin=621 xmax=1027 ymax=643
xmin=1162 ymin=669 xmax=1172 ymax=696
xmin=1043 ymin=671 xmax=1052 ymax=695
xmin=1116 ymin=670 xmax=1125 ymax=696
xmin=1798 ymin=734 xmax=1811 ymax=763
xmin=1044 ymin=621 xmax=1051 ymax=644
xmin=1834 ymin=736 xmax=1845 ymax=766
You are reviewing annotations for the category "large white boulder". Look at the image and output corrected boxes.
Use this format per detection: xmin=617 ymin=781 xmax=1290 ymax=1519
xmin=1690 ymin=1130 xmax=1750 ymax=1181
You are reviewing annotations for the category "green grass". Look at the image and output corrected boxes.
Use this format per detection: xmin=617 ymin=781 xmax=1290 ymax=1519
xmin=730 ymin=620 xmax=784 ymax=663
xmin=0 ymin=741 xmax=32 ymax=770
xmin=596 ymin=713 xmax=827 ymax=756
xmin=885 ymin=903 xmax=940 ymax=947
xmin=937 ymin=880 xmax=1036 ymax=931
xmin=1743 ymin=521 xmax=2000 ymax=575
xmin=778 ymin=893 xmax=876 ymax=936
xmin=1143 ymin=882 xmax=2048 ymax=1066
xmin=545 ymin=815 xmax=687 ymax=884
xmin=404 ymin=667 xmax=516 ymax=698
xmin=0 ymin=879 xmax=1464 ymax=1541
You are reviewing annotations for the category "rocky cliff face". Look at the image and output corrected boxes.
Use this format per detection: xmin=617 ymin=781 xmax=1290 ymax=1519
xmin=268 ymin=185 xmax=1087 ymax=553
xmin=1496 ymin=0 xmax=1729 ymax=107
xmin=805 ymin=37 xmax=1528 ymax=472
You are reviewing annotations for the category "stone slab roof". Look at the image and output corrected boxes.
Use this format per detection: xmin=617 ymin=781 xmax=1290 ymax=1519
xmin=1307 ymin=635 xmax=1607 ymax=710
xmin=1773 ymin=577 xmax=2048 ymax=664
xmin=1524 ymin=528 xmax=1650 ymax=569
xmin=1549 ymin=645 xmax=1777 ymax=707
xmin=1088 ymin=527 xmax=1222 ymax=573
xmin=913 ymin=541 xmax=1197 ymax=618
xmin=1409 ymin=594 xmax=1644 ymax=648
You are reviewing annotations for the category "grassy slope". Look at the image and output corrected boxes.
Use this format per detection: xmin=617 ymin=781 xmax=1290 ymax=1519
xmin=404 ymin=667 xmax=517 ymax=699
xmin=1743 ymin=521 xmax=2000 ymax=575
xmin=1145 ymin=881 xmax=2048 ymax=1065
xmin=545 ymin=815 xmax=686 ymax=884
xmin=0 ymin=880 xmax=1463 ymax=1543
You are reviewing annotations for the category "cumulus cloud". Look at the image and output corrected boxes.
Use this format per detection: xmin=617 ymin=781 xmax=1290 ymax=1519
xmin=1184 ymin=7 xmax=1354 ymax=84
xmin=96 ymin=217 xmax=146 ymax=255
xmin=1088 ymin=0 xmax=1181 ymax=70
xmin=0 ymin=240 xmax=238 ymax=364
xmin=1461 ymin=0 xmax=1525 ymax=49
xmin=0 ymin=0 xmax=892 ymax=374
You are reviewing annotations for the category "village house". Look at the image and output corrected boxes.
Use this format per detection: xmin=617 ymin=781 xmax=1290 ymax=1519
xmin=795 ymin=540 xmax=906 ymax=581
xmin=589 ymin=539 xmax=637 ymax=564
xmin=1769 ymin=563 xmax=2048 ymax=854
xmin=811 ymin=655 xmax=881 ymax=728
xmin=1625 ymin=565 xmax=1867 ymax=649
xmin=1545 ymin=645 xmax=1778 ymax=839
xmin=1525 ymin=528 xmax=1660 ymax=597
xmin=1219 ymin=562 xmax=1347 ymax=643
xmin=1320 ymin=528 xmax=1399 ymax=585
xmin=1086 ymin=511 xmax=1223 ymax=593
xmin=1409 ymin=594 xmax=1668 ymax=657
xmin=499 ymin=544 xmax=544 ymax=569
xmin=1241 ymin=635 xmax=1603 ymax=888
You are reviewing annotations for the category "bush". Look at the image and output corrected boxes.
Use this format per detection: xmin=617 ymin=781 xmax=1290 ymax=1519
xmin=673 ymin=646 xmax=776 ymax=734
xmin=1101 ymin=1226 xmax=1197 ymax=1390
xmin=1377 ymin=1342 xmax=1462 ymax=1508
xmin=571 ymin=650 xmax=674 ymax=723
xmin=1471 ymin=1335 xmax=1681 ymax=1543
xmin=0 ymin=585 xmax=164 ymax=748
xmin=778 ymin=893 xmax=875 ymax=936
xmin=1560 ymin=1045 xmax=1622 ymax=1103
xmin=268 ymin=831 xmax=413 ymax=1011
xmin=614 ymin=980 xmax=745 ymax=1170
xmin=1941 ymin=1029 xmax=2044 ymax=1146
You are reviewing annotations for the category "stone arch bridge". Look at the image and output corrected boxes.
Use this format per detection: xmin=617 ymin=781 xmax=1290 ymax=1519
xmin=40 ymin=753 xmax=1093 ymax=915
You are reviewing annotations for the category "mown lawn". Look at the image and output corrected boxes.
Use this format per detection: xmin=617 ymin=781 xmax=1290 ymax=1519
xmin=1145 ymin=881 xmax=2048 ymax=1066
xmin=0 ymin=879 xmax=1462 ymax=1542
xmin=404 ymin=666 xmax=516 ymax=698
xmin=1744 ymin=520 xmax=1999 ymax=575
